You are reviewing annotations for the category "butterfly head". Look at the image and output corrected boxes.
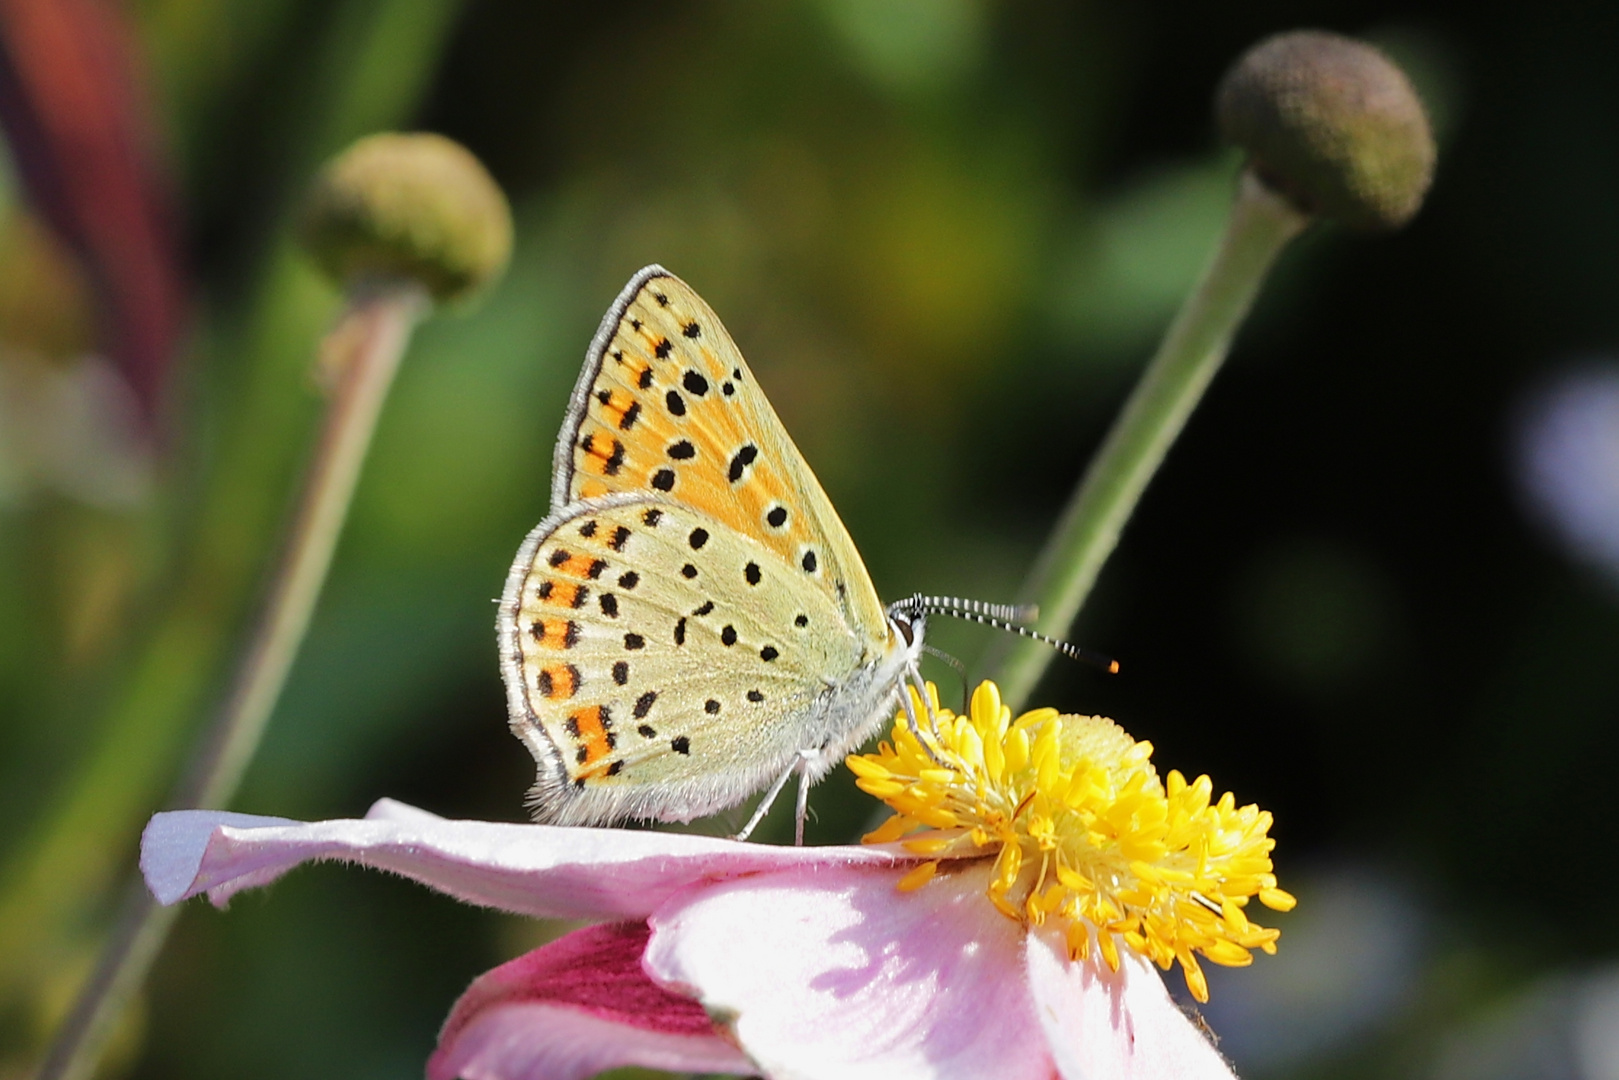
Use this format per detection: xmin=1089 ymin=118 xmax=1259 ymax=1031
xmin=886 ymin=608 xmax=927 ymax=668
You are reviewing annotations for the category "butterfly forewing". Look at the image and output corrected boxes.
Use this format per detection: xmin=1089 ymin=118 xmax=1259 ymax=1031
xmin=502 ymin=266 xmax=922 ymax=828
xmin=501 ymin=495 xmax=868 ymax=826
xmin=552 ymin=266 xmax=888 ymax=640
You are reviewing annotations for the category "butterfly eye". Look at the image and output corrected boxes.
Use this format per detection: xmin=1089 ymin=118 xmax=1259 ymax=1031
xmin=893 ymin=614 xmax=917 ymax=647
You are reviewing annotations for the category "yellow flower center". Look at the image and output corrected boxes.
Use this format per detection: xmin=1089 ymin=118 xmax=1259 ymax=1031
xmin=846 ymin=680 xmax=1296 ymax=1003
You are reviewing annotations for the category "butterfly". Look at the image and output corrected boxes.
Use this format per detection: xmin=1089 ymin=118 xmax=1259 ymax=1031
xmin=497 ymin=265 xmax=930 ymax=840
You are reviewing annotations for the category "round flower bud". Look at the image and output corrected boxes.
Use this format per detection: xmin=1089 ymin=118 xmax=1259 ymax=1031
xmin=1216 ymin=30 xmax=1436 ymax=230
xmin=300 ymin=132 xmax=512 ymax=302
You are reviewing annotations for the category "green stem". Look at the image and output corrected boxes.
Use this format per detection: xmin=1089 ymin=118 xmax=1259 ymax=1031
xmin=981 ymin=171 xmax=1308 ymax=710
xmin=180 ymin=286 xmax=426 ymax=809
xmin=34 ymin=285 xmax=427 ymax=1080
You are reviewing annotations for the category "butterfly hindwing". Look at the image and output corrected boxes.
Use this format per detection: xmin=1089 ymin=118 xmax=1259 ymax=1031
xmin=552 ymin=266 xmax=888 ymax=640
xmin=500 ymin=494 xmax=867 ymax=826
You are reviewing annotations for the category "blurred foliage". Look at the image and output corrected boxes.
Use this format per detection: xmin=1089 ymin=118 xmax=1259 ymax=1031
xmin=0 ymin=1 xmax=1617 ymax=1079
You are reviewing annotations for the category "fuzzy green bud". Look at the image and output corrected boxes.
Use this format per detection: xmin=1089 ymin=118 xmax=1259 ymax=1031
xmin=300 ymin=132 xmax=513 ymax=302
xmin=1216 ymin=30 xmax=1435 ymax=230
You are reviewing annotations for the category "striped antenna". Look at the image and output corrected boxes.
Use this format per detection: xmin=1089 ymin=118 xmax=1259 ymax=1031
xmin=890 ymin=593 xmax=1119 ymax=674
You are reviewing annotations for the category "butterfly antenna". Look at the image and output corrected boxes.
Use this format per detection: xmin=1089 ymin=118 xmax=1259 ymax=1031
xmin=921 ymin=643 xmax=968 ymax=682
xmin=920 ymin=643 xmax=970 ymax=712
xmin=900 ymin=594 xmax=1037 ymax=624
xmin=892 ymin=593 xmax=1120 ymax=674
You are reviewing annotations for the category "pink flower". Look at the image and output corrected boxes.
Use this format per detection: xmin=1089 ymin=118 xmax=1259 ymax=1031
xmin=142 ymin=684 xmax=1288 ymax=1079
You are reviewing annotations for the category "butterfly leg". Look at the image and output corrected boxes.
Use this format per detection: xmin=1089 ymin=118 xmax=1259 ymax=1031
xmin=732 ymin=757 xmax=798 ymax=842
xmin=793 ymin=759 xmax=814 ymax=846
xmin=910 ymin=665 xmax=942 ymax=736
xmin=899 ymin=666 xmax=949 ymax=767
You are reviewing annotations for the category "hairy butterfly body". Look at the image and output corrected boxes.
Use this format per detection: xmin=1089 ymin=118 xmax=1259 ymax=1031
xmin=499 ymin=266 xmax=923 ymax=830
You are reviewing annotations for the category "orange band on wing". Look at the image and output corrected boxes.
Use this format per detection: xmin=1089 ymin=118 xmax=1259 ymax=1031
xmin=546 ymin=551 xmax=607 ymax=580
xmin=528 ymin=618 xmax=580 ymax=650
xmin=565 ymin=705 xmax=616 ymax=770
xmin=537 ymin=663 xmax=579 ymax=700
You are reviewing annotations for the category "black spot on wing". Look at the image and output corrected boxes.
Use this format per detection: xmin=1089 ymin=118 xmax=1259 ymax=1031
xmin=683 ymin=370 xmax=709 ymax=396
xmin=652 ymin=468 xmax=676 ymax=492
xmin=744 ymin=562 xmax=761 ymax=586
xmin=624 ymin=633 xmax=645 ymax=650
xmin=654 ymin=338 xmax=673 ymax=359
xmin=683 ymin=321 xmax=701 ymax=338
xmin=613 ymin=661 xmax=629 ymax=685
xmin=760 ymin=645 xmax=779 ymax=662
xmin=634 ymin=691 xmax=657 ymax=719
xmin=665 ymin=390 xmax=686 ymax=416
xmin=728 ymin=444 xmax=758 ymax=482
xmin=671 ymin=736 xmax=691 ymax=755
xmin=618 ymin=571 xmax=639 ymax=590
xmin=667 ymin=440 xmax=695 ymax=460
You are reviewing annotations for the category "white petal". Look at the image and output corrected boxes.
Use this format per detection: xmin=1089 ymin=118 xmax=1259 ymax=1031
xmin=139 ymin=802 xmax=905 ymax=919
xmin=1025 ymin=928 xmax=1235 ymax=1080
xmin=644 ymin=862 xmax=1056 ymax=1080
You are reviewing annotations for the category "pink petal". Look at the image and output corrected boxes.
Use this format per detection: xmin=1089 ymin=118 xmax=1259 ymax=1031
xmin=644 ymin=861 xmax=1057 ymax=1080
xmin=140 ymin=800 xmax=905 ymax=919
xmin=1024 ymin=928 xmax=1235 ymax=1080
xmin=429 ymin=921 xmax=753 ymax=1080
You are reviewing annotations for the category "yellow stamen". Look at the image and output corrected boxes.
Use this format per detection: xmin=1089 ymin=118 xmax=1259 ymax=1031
xmin=896 ymin=861 xmax=939 ymax=892
xmin=849 ymin=680 xmax=1292 ymax=1004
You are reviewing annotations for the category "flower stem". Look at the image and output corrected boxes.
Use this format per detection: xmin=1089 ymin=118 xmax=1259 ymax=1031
xmin=982 ymin=171 xmax=1308 ymax=710
xmin=35 ymin=284 xmax=427 ymax=1080
xmin=180 ymin=285 xmax=427 ymax=809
